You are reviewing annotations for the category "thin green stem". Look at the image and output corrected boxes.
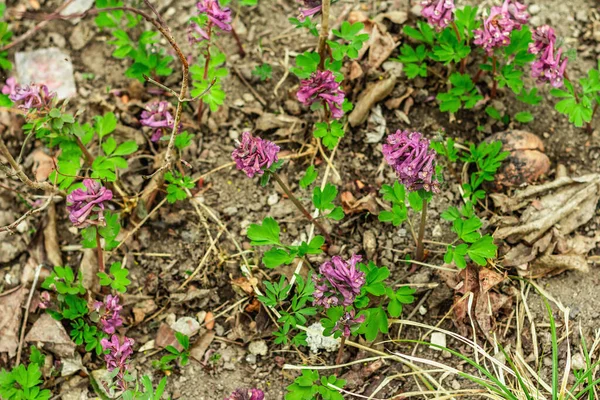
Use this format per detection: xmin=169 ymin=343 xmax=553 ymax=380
xmin=96 ymin=229 xmax=105 ymax=273
xmin=416 ymin=198 xmax=428 ymax=262
xmin=491 ymin=56 xmax=498 ymax=99
xmin=272 ymin=173 xmax=331 ymax=242
xmin=317 ymin=0 xmax=331 ymax=70
xmin=197 ymin=24 xmax=213 ymax=124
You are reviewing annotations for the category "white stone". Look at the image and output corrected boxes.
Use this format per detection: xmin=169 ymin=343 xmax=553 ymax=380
xmin=267 ymin=193 xmax=279 ymax=206
xmin=15 ymin=48 xmax=76 ymax=99
xmin=171 ymin=316 xmax=200 ymax=337
xmin=571 ymin=353 xmax=586 ymax=370
xmin=248 ymin=340 xmax=268 ymax=356
xmin=430 ymin=332 xmax=446 ymax=350
xmin=418 ymin=306 xmax=427 ymax=315
xmin=306 ymin=322 xmax=339 ymax=353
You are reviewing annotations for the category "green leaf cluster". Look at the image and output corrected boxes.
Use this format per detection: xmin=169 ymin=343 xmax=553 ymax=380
xmin=247 ymin=217 xmax=326 ymax=269
xmin=190 ymin=49 xmax=228 ymax=112
xmin=285 ymin=370 xmax=346 ymax=400
xmin=437 ymin=73 xmax=483 ymax=113
xmin=98 ymin=262 xmax=131 ymax=293
xmin=312 ymin=183 xmax=344 ymax=221
xmin=0 ymin=355 xmax=51 ymax=400
xmin=328 ymin=21 xmax=369 ymax=60
xmin=165 ymin=171 xmax=195 ymax=203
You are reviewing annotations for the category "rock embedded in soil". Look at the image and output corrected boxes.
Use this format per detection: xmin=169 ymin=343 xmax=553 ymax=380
xmin=486 ymin=130 xmax=550 ymax=189
xmin=15 ymin=48 xmax=77 ymax=99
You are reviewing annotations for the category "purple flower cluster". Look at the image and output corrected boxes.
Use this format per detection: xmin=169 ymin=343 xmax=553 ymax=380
xmin=382 ymin=130 xmax=440 ymax=193
xmin=421 ymin=0 xmax=455 ymax=29
xmin=332 ymin=309 xmax=365 ymax=338
xmin=297 ymin=0 xmax=322 ymax=20
xmin=231 ymin=132 xmax=280 ymax=178
xmin=225 ymin=388 xmax=265 ymax=400
xmin=100 ymin=335 xmax=134 ymax=390
xmin=473 ymin=0 xmax=529 ymax=54
xmin=2 ymin=78 xmax=56 ymax=110
xmin=190 ymin=0 xmax=232 ymax=43
xmin=313 ymin=254 xmax=365 ymax=309
xmin=297 ymin=70 xmax=345 ymax=119
xmin=94 ymin=295 xmax=124 ymax=335
xmin=529 ymin=25 xmax=567 ymax=88
xmin=140 ymin=101 xmax=175 ymax=142
xmin=66 ymin=179 xmax=113 ymax=227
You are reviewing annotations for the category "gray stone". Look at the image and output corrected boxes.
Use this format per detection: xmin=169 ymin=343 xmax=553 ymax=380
xmin=171 ymin=317 xmax=200 ymax=337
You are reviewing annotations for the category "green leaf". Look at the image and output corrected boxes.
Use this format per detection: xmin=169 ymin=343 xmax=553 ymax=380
xmin=313 ymin=183 xmax=338 ymax=211
xmin=517 ymin=87 xmax=543 ymax=105
xmin=112 ymin=141 xmax=138 ymax=156
xmin=515 ymin=111 xmax=534 ymax=123
xmin=252 ymin=63 xmax=273 ymax=81
xmin=467 ymin=235 xmax=497 ymax=266
xmin=0 ymin=94 xmax=13 ymax=107
xmin=263 ymin=248 xmax=297 ymax=269
xmin=290 ymin=52 xmax=320 ymax=79
xmin=327 ymin=206 xmax=345 ymax=221
xmin=313 ymin=121 xmax=345 ymax=150
xmin=485 ymin=106 xmax=503 ymax=121
xmin=94 ymin=112 xmax=117 ymax=138
xmin=300 ymin=165 xmax=318 ymax=189
xmin=247 ymin=217 xmax=281 ymax=246
xmin=102 ymin=136 xmax=117 ymax=156
xmin=358 ymin=307 xmax=388 ymax=341
xmin=378 ymin=204 xmax=407 ymax=226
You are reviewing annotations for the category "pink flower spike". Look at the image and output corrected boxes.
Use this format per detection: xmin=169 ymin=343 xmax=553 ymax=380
xmin=297 ymin=70 xmax=346 ymax=119
xmin=140 ymin=101 xmax=175 ymax=142
xmin=66 ymin=179 xmax=113 ymax=228
xmin=2 ymin=77 xmax=17 ymax=96
xmin=313 ymin=254 xmax=365 ymax=308
xmin=473 ymin=0 xmax=529 ymax=54
xmin=197 ymin=0 xmax=232 ymax=32
xmin=225 ymin=388 xmax=265 ymax=400
xmin=9 ymin=83 xmax=56 ymax=110
xmin=100 ymin=335 xmax=134 ymax=390
xmin=297 ymin=0 xmax=322 ymax=20
xmin=382 ymin=130 xmax=440 ymax=193
xmin=231 ymin=132 xmax=280 ymax=178
xmin=421 ymin=0 xmax=455 ymax=29
xmin=95 ymin=294 xmax=124 ymax=335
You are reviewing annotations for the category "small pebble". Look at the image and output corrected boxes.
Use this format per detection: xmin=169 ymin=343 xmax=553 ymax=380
xmin=267 ymin=193 xmax=279 ymax=206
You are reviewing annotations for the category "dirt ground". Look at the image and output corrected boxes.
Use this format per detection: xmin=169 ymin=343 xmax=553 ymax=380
xmin=1 ymin=0 xmax=599 ymax=399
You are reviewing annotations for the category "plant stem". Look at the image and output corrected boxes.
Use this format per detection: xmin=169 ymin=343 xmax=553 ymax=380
xmin=272 ymin=173 xmax=331 ymax=242
xmin=230 ymin=26 xmax=246 ymax=58
xmin=415 ymin=198 xmax=428 ymax=262
xmin=335 ymin=336 xmax=346 ymax=367
xmin=317 ymin=0 xmax=331 ymax=70
xmin=491 ymin=56 xmax=497 ymax=99
xmin=197 ymin=24 xmax=213 ymax=125
xmin=96 ymin=229 xmax=105 ymax=273
xmin=588 ymin=103 xmax=599 ymax=134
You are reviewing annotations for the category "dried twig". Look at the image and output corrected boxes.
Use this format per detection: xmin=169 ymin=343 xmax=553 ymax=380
xmin=15 ymin=264 xmax=43 ymax=366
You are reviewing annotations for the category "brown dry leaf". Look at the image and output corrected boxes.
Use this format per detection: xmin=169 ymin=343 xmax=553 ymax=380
xmin=44 ymin=202 xmax=63 ymax=267
xmin=132 ymin=299 xmax=157 ymax=324
xmin=25 ymin=313 xmax=76 ymax=357
xmin=155 ymin=323 xmax=182 ymax=351
xmin=190 ymin=331 xmax=215 ymax=362
xmin=32 ymin=150 xmax=55 ymax=182
xmin=231 ymin=276 xmax=258 ymax=296
xmin=349 ymin=75 xmax=397 ymax=127
xmin=341 ymin=191 xmax=379 ymax=215
xmin=254 ymin=113 xmax=305 ymax=136
xmin=245 ymin=298 xmax=261 ymax=313
xmin=444 ymin=266 xmax=512 ymax=342
xmin=349 ymin=61 xmax=363 ymax=81
xmin=0 ymin=286 xmax=27 ymax=357
xmin=367 ymin=25 xmax=396 ymax=70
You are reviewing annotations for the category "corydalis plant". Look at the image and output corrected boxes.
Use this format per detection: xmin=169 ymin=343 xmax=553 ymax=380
xmin=2 ymin=78 xmax=56 ymax=110
xmin=66 ymin=179 xmax=113 ymax=228
xmin=225 ymin=388 xmax=265 ymax=400
xmin=382 ymin=130 xmax=440 ymax=263
xmin=313 ymin=254 xmax=365 ymax=308
xmin=473 ymin=0 xmax=528 ymax=54
xmin=297 ymin=70 xmax=345 ymax=120
xmin=232 ymin=132 xmax=332 ymax=240
xmin=421 ymin=0 xmax=455 ymax=29
xmin=297 ymin=0 xmax=322 ymax=20
xmin=101 ymin=335 xmax=134 ymax=391
xmin=94 ymin=294 xmax=123 ymax=335
xmin=529 ymin=25 xmax=567 ymax=88
xmin=231 ymin=131 xmax=280 ymax=178
xmin=139 ymin=100 xmax=175 ymax=142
